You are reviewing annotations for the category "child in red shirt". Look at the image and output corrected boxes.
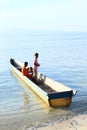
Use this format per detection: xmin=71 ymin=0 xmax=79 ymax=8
xmin=22 ymin=62 xmax=32 ymax=79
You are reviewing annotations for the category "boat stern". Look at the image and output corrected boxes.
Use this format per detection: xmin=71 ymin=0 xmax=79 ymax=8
xmin=48 ymin=90 xmax=73 ymax=107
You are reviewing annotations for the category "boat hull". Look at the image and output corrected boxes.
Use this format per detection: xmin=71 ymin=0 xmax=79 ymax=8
xmin=49 ymin=97 xmax=72 ymax=107
xmin=10 ymin=58 xmax=76 ymax=107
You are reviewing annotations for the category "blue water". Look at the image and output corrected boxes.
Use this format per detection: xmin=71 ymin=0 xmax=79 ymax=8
xmin=0 ymin=31 xmax=87 ymax=130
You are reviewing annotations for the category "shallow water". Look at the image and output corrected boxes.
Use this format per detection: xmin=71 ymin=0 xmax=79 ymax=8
xmin=0 ymin=31 xmax=87 ymax=129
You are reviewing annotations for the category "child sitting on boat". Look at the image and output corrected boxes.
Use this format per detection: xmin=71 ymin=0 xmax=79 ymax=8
xmin=28 ymin=67 xmax=33 ymax=79
xmin=22 ymin=62 xmax=32 ymax=79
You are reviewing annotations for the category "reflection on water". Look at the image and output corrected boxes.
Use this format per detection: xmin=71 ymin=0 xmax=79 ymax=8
xmin=22 ymin=92 xmax=29 ymax=105
xmin=21 ymin=92 xmax=29 ymax=112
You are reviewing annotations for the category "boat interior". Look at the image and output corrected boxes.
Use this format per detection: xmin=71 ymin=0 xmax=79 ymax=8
xmin=10 ymin=58 xmax=56 ymax=94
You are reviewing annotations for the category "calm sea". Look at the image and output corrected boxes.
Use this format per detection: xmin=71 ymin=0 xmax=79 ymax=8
xmin=0 ymin=31 xmax=87 ymax=130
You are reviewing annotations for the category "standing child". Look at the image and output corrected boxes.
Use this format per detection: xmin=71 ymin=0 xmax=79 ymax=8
xmin=33 ymin=52 xmax=40 ymax=77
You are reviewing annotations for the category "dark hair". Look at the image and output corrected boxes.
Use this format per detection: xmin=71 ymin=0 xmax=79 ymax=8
xmin=35 ymin=52 xmax=39 ymax=57
xmin=24 ymin=62 xmax=28 ymax=67
xmin=30 ymin=67 xmax=33 ymax=69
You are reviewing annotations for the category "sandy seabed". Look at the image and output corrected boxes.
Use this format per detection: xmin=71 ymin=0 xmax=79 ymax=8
xmin=0 ymin=113 xmax=87 ymax=130
xmin=35 ymin=114 xmax=87 ymax=130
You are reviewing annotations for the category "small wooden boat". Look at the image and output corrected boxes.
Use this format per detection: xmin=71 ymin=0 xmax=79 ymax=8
xmin=10 ymin=58 xmax=77 ymax=107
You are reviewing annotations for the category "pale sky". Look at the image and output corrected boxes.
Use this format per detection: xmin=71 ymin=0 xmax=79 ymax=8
xmin=0 ymin=0 xmax=87 ymax=32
